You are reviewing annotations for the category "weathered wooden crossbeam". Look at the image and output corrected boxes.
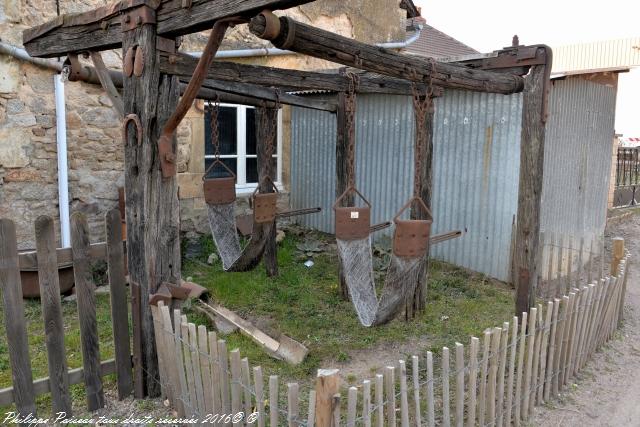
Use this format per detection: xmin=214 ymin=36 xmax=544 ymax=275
xmin=160 ymin=52 xmax=441 ymax=95
xmin=23 ymin=0 xmax=315 ymax=58
xmin=199 ymin=78 xmax=337 ymax=112
xmin=249 ymin=14 xmax=525 ymax=94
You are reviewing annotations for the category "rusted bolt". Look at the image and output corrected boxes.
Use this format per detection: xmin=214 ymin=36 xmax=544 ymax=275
xmin=123 ymin=15 xmax=131 ymax=23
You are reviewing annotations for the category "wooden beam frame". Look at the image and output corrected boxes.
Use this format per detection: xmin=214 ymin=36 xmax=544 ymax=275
xmin=160 ymin=52 xmax=441 ymax=96
xmin=249 ymin=14 xmax=525 ymax=94
xmin=199 ymin=78 xmax=337 ymax=112
xmin=23 ymin=0 xmax=315 ymax=58
xmin=514 ymin=46 xmax=553 ymax=316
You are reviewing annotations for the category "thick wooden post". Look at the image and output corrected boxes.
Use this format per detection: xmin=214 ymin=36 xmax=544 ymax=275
xmin=122 ymin=20 xmax=181 ymax=397
xmin=335 ymin=91 xmax=351 ymax=299
xmin=256 ymin=106 xmax=279 ymax=277
xmin=514 ymin=61 xmax=549 ymax=316
xmin=409 ymin=96 xmax=435 ymax=316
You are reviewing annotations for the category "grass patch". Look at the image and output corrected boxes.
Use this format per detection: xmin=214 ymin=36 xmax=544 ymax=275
xmin=183 ymin=228 xmax=514 ymax=384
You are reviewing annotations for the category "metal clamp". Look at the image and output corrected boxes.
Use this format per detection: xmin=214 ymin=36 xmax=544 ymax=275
xmin=121 ymin=5 xmax=156 ymax=32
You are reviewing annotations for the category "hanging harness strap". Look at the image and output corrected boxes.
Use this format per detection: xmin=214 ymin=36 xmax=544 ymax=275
xmin=334 ymin=69 xmax=437 ymax=327
xmin=205 ymin=96 xmax=281 ymax=272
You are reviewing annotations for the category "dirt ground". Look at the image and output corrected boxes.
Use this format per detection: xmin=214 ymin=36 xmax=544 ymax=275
xmin=533 ymin=211 xmax=640 ymax=427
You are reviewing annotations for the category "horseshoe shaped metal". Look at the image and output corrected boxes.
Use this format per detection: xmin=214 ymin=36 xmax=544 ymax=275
xmin=122 ymin=114 xmax=143 ymax=145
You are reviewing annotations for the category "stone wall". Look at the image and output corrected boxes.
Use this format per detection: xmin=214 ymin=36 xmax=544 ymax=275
xmin=0 ymin=0 xmax=407 ymax=248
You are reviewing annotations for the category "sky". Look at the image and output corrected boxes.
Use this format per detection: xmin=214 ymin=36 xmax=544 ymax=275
xmin=414 ymin=0 xmax=640 ymax=136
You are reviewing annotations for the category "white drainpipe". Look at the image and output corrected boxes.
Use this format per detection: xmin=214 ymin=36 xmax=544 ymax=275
xmin=189 ymin=25 xmax=423 ymax=59
xmin=54 ymin=74 xmax=71 ymax=247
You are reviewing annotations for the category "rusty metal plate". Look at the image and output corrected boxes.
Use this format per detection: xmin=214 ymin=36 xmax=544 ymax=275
xmin=393 ymin=219 xmax=432 ymax=258
xmin=253 ymin=193 xmax=278 ymax=223
xmin=133 ymin=47 xmax=144 ymax=76
xmin=203 ymin=177 xmax=236 ymax=205
xmin=335 ymin=206 xmax=370 ymax=240
xmin=157 ymin=133 xmax=176 ymax=178
xmin=124 ymin=46 xmax=135 ymax=77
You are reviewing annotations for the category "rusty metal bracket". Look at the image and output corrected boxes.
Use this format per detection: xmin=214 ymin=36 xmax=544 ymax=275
xmin=157 ymin=17 xmax=243 ymax=178
xmin=64 ymin=53 xmax=84 ymax=82
xmin=121 ymin=5 xmax=156 ymax=32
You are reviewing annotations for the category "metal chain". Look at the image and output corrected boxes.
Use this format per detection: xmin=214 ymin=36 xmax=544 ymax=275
xmin=345 ymin=71 xmax=359 ymax=188
xmin=208 ymin=94 xmax=221 ymax=159
xmin=411 ymin=59 xmax=436 ymax=199
xmin=258 ymin=91 xmax=281 ymax=189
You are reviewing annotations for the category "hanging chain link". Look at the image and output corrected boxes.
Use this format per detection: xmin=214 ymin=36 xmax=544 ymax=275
xmin=208 ymin=94 xmax=221 ymax=159
xmin=258 ymin=90 xmax=281 ymax=189
xmin=345 ymin=71 xmax=360 ymax=188
xmin=411 ymin=59 xmax=436 ymax=199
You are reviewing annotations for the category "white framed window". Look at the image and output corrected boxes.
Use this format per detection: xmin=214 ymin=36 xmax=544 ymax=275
xmin=204 ymin=103 xmax=282 ymax=194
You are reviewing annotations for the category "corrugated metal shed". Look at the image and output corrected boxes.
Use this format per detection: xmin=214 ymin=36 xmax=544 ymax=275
xmin=291 ymin=90 xmax=523 ymax=281
xmin=290 ymin=75 xmax=617 ymax=282
xmin=540 ymin=76 xmax=617 ymax=246
xmin=552 ymin=38 xmax=640 ymax=73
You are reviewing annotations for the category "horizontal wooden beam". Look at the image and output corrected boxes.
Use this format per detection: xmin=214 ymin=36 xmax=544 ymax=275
xmin=249 ymin=14 xmax=525 ymax=94
xmin=0 ymin=358 xmax=120 ymax=406
xmin=199 ymin=78 xmax=337 ymax=112
xmin=23 ymin=0 xmax=314 ymax=58
xmin=160 ymin=52 xmax=441 ymax=95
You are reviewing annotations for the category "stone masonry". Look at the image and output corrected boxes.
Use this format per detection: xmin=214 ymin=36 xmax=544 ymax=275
xmin=0 ymin=0 xmax=407 ymax=249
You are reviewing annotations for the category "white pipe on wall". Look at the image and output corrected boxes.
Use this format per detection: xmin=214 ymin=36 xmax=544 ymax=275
xmin=54 ymin=74 xmax=71 ymax=247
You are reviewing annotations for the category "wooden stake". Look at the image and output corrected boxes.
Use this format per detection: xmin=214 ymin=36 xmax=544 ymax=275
xmin=0 ymin=219 xmax=36 ymax=417
xmin=385 ymin=366 xmax=397 ymax=427
xmin=455 ymin=343 xmax=465 ymax=427
xmin=504 ymin=317 xmax=518 ymax=427
xmin=442 ymin=347 xmax=451 ymax=427
xmin=35 ymin=215 xmax=72 ymax=416
xmin=315 ymin=369 xmax=340 ymax=427
xmin=611 ymin=238 xmax=625 ymax=276
xmin=269 ymin=375 xmax=279 ymax=427
xmin=514 ymin=311 xmax=528 ymax=426
xmin=468 ymin=337 xmax=479 ymax=427
xmin=399 ymin=360 xmax=410 ymax=427
xmin=427 ymin=352 xmax=436 ymax=427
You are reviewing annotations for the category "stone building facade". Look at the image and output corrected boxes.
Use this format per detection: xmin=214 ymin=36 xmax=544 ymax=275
xmin=0 ymin=0 xmax=409 ymax=248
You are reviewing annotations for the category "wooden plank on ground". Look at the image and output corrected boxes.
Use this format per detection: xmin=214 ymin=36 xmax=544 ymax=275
xmin=35 ymin=215 xmax=72 ymax=416
xmin=0 ymin=219 xmax=36 ymax=416
xmin=71 ymin=212 xmax=105 ymax=411
xmin=105 ymin=209 xmax=132 ymax=400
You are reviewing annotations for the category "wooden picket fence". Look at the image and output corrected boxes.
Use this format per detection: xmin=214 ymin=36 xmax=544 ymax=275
xmin=154 ymin=242 xmax=631 ymax=426
xmin=0 ymin=211 xmax=133 ymax=416
xmin=537 ymin=231 xmax=606 ymax=300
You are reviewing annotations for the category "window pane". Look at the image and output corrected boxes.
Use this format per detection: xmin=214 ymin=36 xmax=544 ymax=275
xmin=246 ymin=108 xmax=278 ymax=155
xmin=205 ymin=158 xmax=237 ymax=179
xmin=246 ymin=158 xmax=277 ymax=184
xmin=205 ymin=106 xmax=237 ymax=156
xmin=246 ymin=108 xmax=257 ymax=155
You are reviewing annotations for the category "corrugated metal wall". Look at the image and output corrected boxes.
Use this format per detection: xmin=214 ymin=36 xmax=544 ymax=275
xmin=539 ymin=77 xmax=616 ymax=267
xmin=291 ymin=90 xmax=523 ymax=281
xmin=291 ymin=78 xmax=616 ymax=282
xmin=431 ymin=91 xmax=522 ymax=281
